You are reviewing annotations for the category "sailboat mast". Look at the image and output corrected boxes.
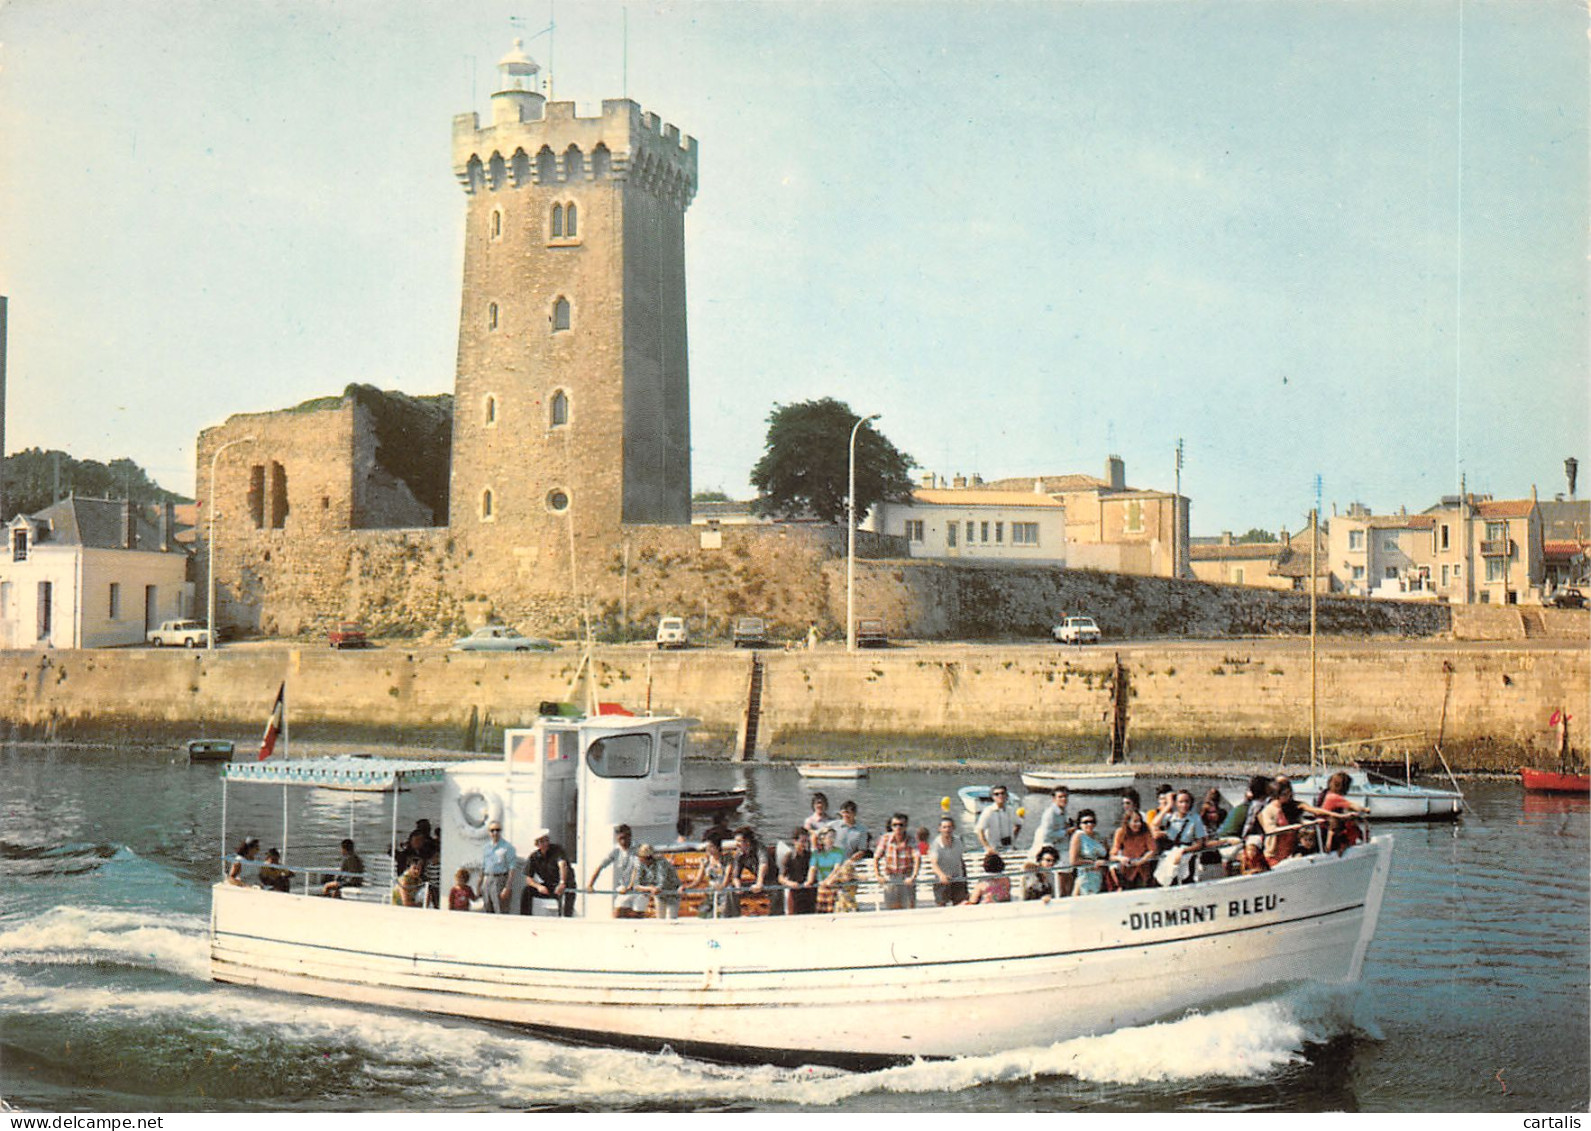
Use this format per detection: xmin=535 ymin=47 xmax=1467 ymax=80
xmin=1309 ymin=507 xmax=1319 ymax=766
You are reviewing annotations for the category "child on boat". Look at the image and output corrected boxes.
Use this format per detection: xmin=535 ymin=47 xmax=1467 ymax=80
xmin=448 ymin=867 xmax=477 ymax=911
xmin=968 ymin=853 xmax=1011 ymax=904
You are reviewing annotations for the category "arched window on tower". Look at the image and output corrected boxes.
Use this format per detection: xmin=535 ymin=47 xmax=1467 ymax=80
xmin=511 ymin=149 xmax=531 ymax=186
xmin=591 ymin=144 xmax=611 ymax=179
xmin=480 ymin=488 xmax=495 ymax=521
xmin=550 ymin=390 xmax=569 ymax=428
xmin=488 ymin=302 xmax=499 ymax=330
xmin=552 ymin=297 xmax=571 ymax=332
xmin=536 ymin=146 xmax=558 ymax=184
xmin=564 ymin=145 xmax=585 ymax=181
xmin=490 ymin=209 xmax=503 ymax=239
xmin=550 ymin=204 xmax=563 ymax=238
xmin=565 ymin=202 xmax=577 ymax=238
xmin=487 ymin=153 xmax=507 ymax=191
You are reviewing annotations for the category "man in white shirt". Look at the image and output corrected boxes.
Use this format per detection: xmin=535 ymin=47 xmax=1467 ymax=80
xmin=1028 ymin=785 xmax=1071 ymax=860
xmin=975 ymin=785 xmax=1021 ymax=852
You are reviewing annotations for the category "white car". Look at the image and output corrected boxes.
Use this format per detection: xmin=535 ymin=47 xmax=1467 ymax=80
xmin=148 ymin=619 xmax=210 ymax=648
xmin=450 ymin=626 xmax=555 ymax=653
xmin=1052 ymin=616 xmax=1101 ymax=645
xmin=655 ymin=616 xmax=689 ymax=649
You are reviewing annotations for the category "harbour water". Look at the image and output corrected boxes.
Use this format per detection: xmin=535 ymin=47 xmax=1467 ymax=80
xmin=1 ymin=742 xmax=1586 ymax=1113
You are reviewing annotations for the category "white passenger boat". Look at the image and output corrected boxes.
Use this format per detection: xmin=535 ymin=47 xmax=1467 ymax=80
xmin=1020 ymin=768 xmax=1136 ymax=794
xmin=1291 ymin=767 xmax=1463 ymax=821
xmin=796 ymin=762 xmax=868 ymax=781
xmin=210 ymin=710 xmax=1394 ymax=1067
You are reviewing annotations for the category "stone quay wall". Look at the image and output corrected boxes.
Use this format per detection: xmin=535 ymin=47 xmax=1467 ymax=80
xmin=1 ymin=639 xmax=1583 ymax=770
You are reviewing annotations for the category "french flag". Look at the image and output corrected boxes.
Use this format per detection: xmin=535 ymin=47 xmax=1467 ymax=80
xmin=257 ymin=683 xmax=285 ymax=761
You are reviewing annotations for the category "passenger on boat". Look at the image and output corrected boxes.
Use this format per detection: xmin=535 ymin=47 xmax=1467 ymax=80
xmin=1156 ymin=791 xmax=1209 ymax=884
xmin=1028 ymin=785 xmax=1072 ymax=862
xmin=975 ymin=786 xmax=1021 ymax=852
xmin=590 ymin=824 xmax=648 ymax=919
xmin=1217 ymin=776 xmax=1274 ymax=840
xmin=258 ymin=848 xmax=291 ymax=893
xmin=634 ymin=844 xmax=681 ymax=919
xmin=832 ymin=800 xmax=870 ymax=859
xmin=523 ymin=829 xmax=572 ymax=917
xmin=1147 ymin=784 xmax=1177 ymax=840
xmin=480 ymin=822 xmax=517 ymax=914
xmin=1317 ymin=771 xmax=1371 ymax=853
xmin=688 ymin=838 xmax=738 ymax=919
xmin=1200 ymin=789 xmax=1228 ymax=832
xmin=700 ymin=816 xmax=734 ymax=848
xmin=226 ymin=837 xmax=261 ymax=887
xmin=1110 ymin=809 xmax=1157 ymax=890
xmin=781 ymin=828 xmax=817 ymax=915
xmin=824 ymin=856 xmax=861 ymax=912
xmin=1257 ymin=777 xmax=1304 ymax=865
xmin=321 ymin=839 xmax=365 ymax=897
xmin=391 ymin=859 xmax=423 ymax=906
xmin=1069 ymin=811 xmax=1110 ymax=895
xmin=803 ymin=793 xmax=835 ymax=840
xmin=915 ymin=826 xmax=930 ymax=856
xmin=1023 ymin=846 xmax=1061 ymax=903
xmin=674 ymin=817 xmax=695 ymax=846
xmin=808 ymin=827 xmax=845 ymax=913
xmin=967 ymin=853 xmax=1011 ymax=904
xmin=731 ymin=826 xmax=778 ymax=914
xmin=928 ymin=815 xmax=969 ymax=905
xmin=1239 ymin=837 xmax=1271 ymax=876
xmin=448 ymin=867 xmax=477 ymax=911
xmin=873 ymin=812 xmax=919 ymax=910
xmin=396 ymin=829 xmax=440 ymax=909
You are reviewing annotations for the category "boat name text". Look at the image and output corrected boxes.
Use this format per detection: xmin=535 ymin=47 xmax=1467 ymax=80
xmin=1127 ymin=894 xmax=1281 ymax=932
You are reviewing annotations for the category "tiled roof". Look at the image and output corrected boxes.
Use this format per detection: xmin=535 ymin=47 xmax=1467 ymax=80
xmin=1544 ymin=540 xmax=1589 ymax=558
xmin=1365 ymin=515 xmax=1436 ymax=530
xmin=980 ymin=474 xmax=1111 ymax=493
xmin=1188 ymin=542 xmax=1283 ymax=562
xmin=913 ymin=489 xmax=1067 ymax=509
xmin=1475 ymin=499 xmax=1535 ymax=519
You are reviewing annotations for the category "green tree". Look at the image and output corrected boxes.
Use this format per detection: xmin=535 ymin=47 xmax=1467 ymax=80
xmin=1237 ymin=527 xmax=1278 ymax=543
xmin=2 ymin=448 xmax=189 ymax=518
xmin=692 ymin=489 xmax=732 ymax=503
xmin=749 ymin=398 xmax=915 ymax=524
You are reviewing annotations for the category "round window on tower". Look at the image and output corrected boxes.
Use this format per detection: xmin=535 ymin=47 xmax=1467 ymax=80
xmin=546 ymin=489 xmax=570 ymax=513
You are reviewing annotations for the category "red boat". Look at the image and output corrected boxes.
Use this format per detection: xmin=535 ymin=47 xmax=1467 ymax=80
xmin=679 ymin=788 xmax=747 ymax=816
xmin=1520 ymin=766 xmax=1591 ymax=794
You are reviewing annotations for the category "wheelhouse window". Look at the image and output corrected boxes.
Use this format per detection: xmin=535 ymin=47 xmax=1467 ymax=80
xmin=657 ymin=731 xmax=683 ymax=775
xmin=586 ymin=733 xmax=651 ymax=778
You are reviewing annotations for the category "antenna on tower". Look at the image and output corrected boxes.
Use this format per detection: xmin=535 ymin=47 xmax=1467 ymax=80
xmin=1313 ymin=473 xmax=1323 ymax=515
xmin=508 ymin=9 xmax=557 ymax=98
xmin=623 ymin=6 xmax=628 ymax=100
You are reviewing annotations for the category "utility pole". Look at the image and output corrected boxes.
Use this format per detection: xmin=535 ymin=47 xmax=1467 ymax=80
xmin=1173 ymin=438 xmax=1184 ymax=578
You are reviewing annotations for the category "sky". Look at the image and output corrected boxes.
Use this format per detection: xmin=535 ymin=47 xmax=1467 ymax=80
xmin=0 ymin=0 xmax=1585 ymax=535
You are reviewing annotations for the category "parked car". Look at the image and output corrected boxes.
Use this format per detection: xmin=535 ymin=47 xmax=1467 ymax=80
xmin=1052 ymin=615 xmax=1102 ymax=645
xmin=328 ymin=622 xmax=368 ymax=649
xmin=732 ymin=617 xmax=768 ymax=648
xmin=147 ymin=619 xmax=210 ymax=648
xmin=855 ymin=617 xmax=888 ymax=648
xmin=655 ymin=616 xmax=689 ymax=649
xmin=1549 ymin=587 xmax=1586 ymax=609
xmin=451 ymin=626 xmax=556 ymax=652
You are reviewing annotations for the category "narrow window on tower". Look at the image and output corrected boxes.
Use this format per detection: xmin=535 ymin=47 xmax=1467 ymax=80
xmin=565 ymin=202 xmax=577 ymax=237
xmin=551 ymin=204 xmax=563 ymax=238
xmin=480 ymin=489 xmax=495 ymax=522
xmin=552 ymin=297 xmax=571 ymax=332
xmin=550 ymin=390 xmax=569 ymax=428
xmin=490 ymin=209 xmax=503 ymax=240
xmin=484 ymin=395 xmax=498 ymax=426
xmin=488 ymin=302 xmax=499 ymax=330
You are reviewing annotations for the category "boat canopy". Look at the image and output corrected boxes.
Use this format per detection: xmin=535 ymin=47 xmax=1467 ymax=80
xmin=222 ymin=756 xmax=449 ymax=790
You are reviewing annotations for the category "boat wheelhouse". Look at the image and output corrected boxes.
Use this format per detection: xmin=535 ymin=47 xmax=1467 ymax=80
xmin=209 ymin=710 xmax=1395 ymax=1066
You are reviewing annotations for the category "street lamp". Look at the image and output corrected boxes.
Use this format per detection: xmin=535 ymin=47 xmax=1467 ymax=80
xmin=207 ymin=436 xmax=256 ymax=651
xmin=846 ymin=413 xmax=881 ymax=653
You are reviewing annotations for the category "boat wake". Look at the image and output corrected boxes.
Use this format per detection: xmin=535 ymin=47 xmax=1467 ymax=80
xmin=0 ymin=905 xmax=210 ymax=980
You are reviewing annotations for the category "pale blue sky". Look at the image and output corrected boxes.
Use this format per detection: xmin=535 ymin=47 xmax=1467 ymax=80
xmin=0 ymin=0 xmax=1584 ymax=533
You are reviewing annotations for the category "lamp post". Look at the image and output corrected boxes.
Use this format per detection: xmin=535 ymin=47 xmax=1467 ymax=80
xmin=206 ymin=436 xmax=255 ymax=651
xmin=846 ymin=413 xmax=881 ymax=653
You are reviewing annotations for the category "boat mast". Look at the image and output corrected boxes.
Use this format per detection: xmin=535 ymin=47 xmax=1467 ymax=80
xmin=1309 ymin=507 xmax=1319 ymax=770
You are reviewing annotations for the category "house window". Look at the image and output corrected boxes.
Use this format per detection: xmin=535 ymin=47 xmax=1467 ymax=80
xmin=1125 ymin=500 xmax=1144 ymax=534
xmin=994 ymin=522 xmax=1004 ymax=544
xmin=980 ymin=522 xmax=989 ymax=543
xmin=552 ymin=297 xmax=571 ymax=331
xmin=1383 ymin=535 xmax=1398 ymax=552
xmin=550 ymin=390 xmax=569 ymax=428
xmin=1441 ymin=564 xmax=1450 ymax=587
xmin=947 ymin=523 xmax=957 ymax=548
xmin=1234 ymin=567 xmax=1245 ymax=585
xmin=565 ymin=202 xmax=578 ymax=237
xmin=1385 ymin=566 xmax=1399 ymax=580
xmin=490 ymin=209 xmax=503 ymax=239
xmin=547 ymin=489 xmax=570 ymax=513
xmin=480 ymin=488 xmax=495 ymax=521
xmin=1348 ymin=530 xmax=1365 ymax=551
xmin=484 ymin=395 xmax=497 ymax=425
xmin=109 ymin=583 xmax=120 ymax=621
xmin=11 ymin=529 xmax=26 ymax=562
xmin=488 ymin=302 xmax=500 ymax=330
xmin=1352 ymin=565 xmax=1365 ymax=581
xmin=905 ymin=520 xmax=924 ymax=542
xmin=1012 ymin=522 xmax=1039 ymax=545
xmin=37 ymin=581 xmax=52 ymax=640
xmin=1485 ymin=521 xmax=1507 ymax=542
xmin=551 ymin=204 xmax=563 ymax=238
xmin=1485 ymin=557 xmax=1506 ymax=582
xmin=1441 ymin=524 xmax=1450 ymax=550
xmin=965 ymin=521 xmax=974 ymax=545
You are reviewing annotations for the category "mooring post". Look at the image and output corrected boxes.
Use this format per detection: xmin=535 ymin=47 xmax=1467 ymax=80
xmin=1108 ymin=652 xmax=1130 ymax=765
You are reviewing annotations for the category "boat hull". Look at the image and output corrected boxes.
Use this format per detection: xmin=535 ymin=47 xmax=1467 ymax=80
xmin=210 ymin=837 xmax=1392 ymax=1064
xmin=796 ymin=763 xmax=868 ymax=781
xmin=1021 ymin=770 xmax=1135 ymax=794
xmin=1520 ymin=767 xmax=1591 ymax=794
xmin=1293 ymin=771 xmax=1463 ymax=821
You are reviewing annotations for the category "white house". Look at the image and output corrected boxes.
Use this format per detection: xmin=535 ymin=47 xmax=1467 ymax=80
xmin=1 ymin=497 xmax=193 ymax=649
xmin=868 ymin=481 xmax=1067 ymax=565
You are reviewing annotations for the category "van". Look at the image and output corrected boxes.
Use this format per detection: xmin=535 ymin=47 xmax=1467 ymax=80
xmin=655 ymin=616 xmax=689 ymax=649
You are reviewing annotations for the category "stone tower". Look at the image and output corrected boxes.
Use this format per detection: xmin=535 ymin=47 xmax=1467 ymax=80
xmin=448 ymin=41 xmax=697 ymax=600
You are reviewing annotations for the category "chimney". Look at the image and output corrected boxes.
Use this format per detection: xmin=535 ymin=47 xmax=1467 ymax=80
xmin=1280 ymin=527 xmax=1290 ymax=544
xmin=1567 ymin=458 xmax=1579 ymax=498
xmin=952 ymin=474 xmax=966 ymax=489
xmin=920 ymin=473 xmax=935 ymax=489
xmin=1220 ymin=531 xmax=1233 ymax=546
xmin=1531 ymin=484 xmax=1538 ymax=504
xmin=122 ymin=500 xmax=136 ymax=549
xmin=970 ymin=473 xmax=984 ymax=488
xmin=1033 ymin=478 xmax=1044 ymax=494
xmin=1105 ymin=455 xmax=1126 ymax=491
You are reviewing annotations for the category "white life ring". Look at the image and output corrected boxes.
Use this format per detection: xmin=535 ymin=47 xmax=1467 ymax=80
xmin=456 ymin=788 xmax=504 ymax=839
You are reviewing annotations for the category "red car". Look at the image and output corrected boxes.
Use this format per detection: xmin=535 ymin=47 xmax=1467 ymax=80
xmin=328 ymin=622 xmax=368 ymax=649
